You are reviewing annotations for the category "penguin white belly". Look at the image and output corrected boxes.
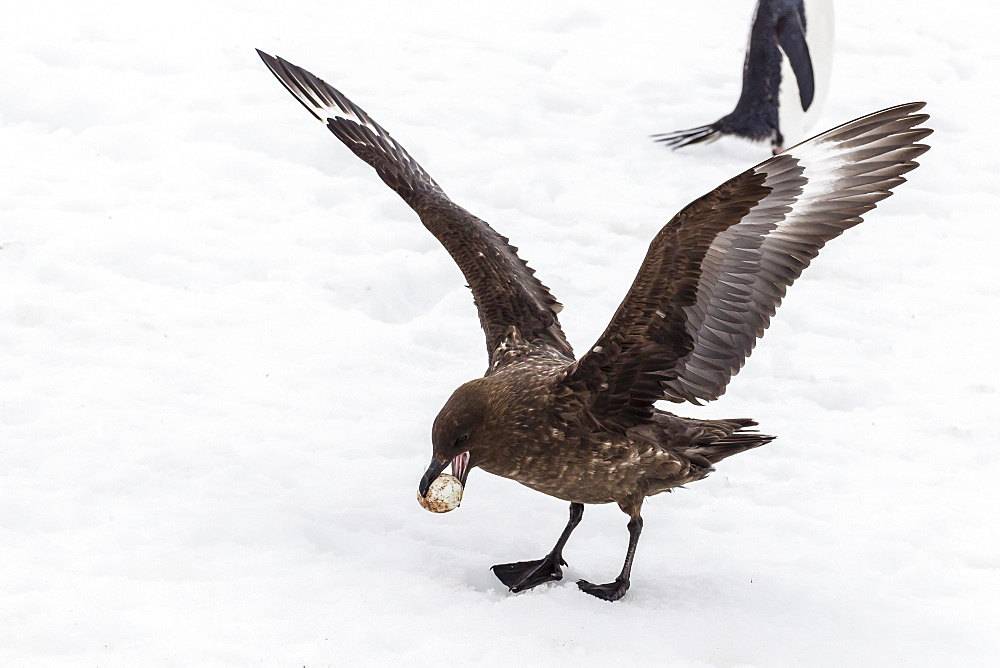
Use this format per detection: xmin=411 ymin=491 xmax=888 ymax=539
xmin=778 ymin=0 xmax=835 ymax=149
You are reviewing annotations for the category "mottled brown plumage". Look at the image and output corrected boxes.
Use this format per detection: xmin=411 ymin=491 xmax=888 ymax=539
xmin=258 ymin=50 xmax=931 ymax=601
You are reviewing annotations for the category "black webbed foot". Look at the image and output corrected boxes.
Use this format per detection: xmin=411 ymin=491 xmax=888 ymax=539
xmin=491 ymin=553 xmax=566 ymax=592
xmin=577 ymin=577 xmax=630 ymax=602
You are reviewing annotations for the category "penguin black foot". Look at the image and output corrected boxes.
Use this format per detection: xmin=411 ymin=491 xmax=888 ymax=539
xmin=491 ymin=553 xmax=566 ymax=592
xmin=577 ymin=577 xmax=630 ymax=602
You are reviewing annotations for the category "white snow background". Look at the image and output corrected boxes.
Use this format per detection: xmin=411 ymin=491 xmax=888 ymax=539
xmin=2 ymin=0 xmax=998 ymax=665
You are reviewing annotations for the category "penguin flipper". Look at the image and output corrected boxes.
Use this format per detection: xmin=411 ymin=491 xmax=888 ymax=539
xmin=776 ymin=12 xmax=815 ymax=111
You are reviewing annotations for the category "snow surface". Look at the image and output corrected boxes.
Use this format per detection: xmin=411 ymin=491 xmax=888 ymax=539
xmin=2 ymin=1 xmax=998 ymax=665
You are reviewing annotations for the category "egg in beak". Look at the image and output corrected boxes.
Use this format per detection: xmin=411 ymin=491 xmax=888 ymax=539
xmin=417 ymin=451 xmax=470 ymax=513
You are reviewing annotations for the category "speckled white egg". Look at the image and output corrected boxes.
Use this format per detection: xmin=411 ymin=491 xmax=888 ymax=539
xmin=417 ymin=473 xmax=464 ymax=513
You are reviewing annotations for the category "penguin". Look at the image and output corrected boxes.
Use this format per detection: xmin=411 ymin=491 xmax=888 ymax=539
xmin=654 ymin=0 xmax=834 ymax=153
